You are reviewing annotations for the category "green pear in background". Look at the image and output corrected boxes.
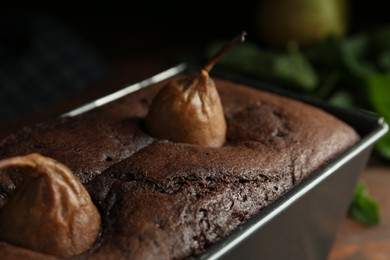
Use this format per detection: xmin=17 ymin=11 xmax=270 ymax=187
xmin=256 ymin=0 xmax=349 ymax=48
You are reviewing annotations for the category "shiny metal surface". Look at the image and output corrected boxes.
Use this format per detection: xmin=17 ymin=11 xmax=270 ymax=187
xmin=62 ymin=63 xmax=187 ymax=117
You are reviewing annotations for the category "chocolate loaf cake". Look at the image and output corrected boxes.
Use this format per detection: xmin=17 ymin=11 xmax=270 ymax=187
xmin=0 ymin=76 xmax=359 ymax=259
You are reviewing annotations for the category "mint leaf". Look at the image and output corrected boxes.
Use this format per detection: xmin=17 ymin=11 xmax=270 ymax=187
xmin=348 ymin=183 xmax=380 ymax=226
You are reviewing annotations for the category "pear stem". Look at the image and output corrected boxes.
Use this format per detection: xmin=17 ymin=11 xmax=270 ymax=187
xmin=203 ymin=31 xmax=247 ymax=73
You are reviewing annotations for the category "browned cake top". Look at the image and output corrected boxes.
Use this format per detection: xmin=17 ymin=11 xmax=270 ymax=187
xmin=0 ymin=77 xmax=359 ymax=259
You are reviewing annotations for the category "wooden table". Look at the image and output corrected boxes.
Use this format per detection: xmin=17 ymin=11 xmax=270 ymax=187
xmin=1 ymin=56 xmax=389 ymax=260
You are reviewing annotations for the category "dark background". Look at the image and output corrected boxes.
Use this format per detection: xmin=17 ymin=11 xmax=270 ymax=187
xmin=3 ymin=1 xmax=389 ymax=58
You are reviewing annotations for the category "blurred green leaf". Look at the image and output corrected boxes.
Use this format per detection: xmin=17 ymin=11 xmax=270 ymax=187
xmin=307 ymin=35 xmax=374 ymax=81
xmin=348 ymin=182 xmax=380 ymax=226
xmin=328 ymin=90 xmax=354 ymax=108
xmin=367 ymin=74 xmax=390 ymax=119
xmin=376 ymin=135 xmax=390 ymax=159
xmin=367 ymin=74 xmax=390 ymax=159
xmin=206 ymin=42 xmax=318 ymax=91
xmin=342 ymin=35 xmax=375 ymax=79
xmin=272 ymin=49 xmax=318 ymax=91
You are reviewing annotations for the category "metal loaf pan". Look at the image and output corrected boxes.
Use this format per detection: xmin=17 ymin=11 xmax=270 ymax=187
xmin=64 ymin=63 xmax=389 ymax=260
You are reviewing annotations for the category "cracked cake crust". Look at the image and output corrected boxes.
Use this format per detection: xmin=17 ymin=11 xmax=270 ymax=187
xmin=0 ymin=77 xmax=359 ymax=259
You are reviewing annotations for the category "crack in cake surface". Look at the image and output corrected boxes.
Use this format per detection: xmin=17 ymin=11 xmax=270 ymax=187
xmin=0 ymin=77 xmax=360 ymax=259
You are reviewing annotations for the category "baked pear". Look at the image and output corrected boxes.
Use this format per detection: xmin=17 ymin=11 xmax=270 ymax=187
xmin=145 ymin=32 xmax=247 ymax=147
xmin=0 ymin=153 xmax=101 ymax=257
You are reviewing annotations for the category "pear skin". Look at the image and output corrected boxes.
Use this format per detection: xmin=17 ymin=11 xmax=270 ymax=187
xmin=145 ymin=70 xmax=226 ymax=147
xmin=145 ymin=32 xmax=246 ymax=147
